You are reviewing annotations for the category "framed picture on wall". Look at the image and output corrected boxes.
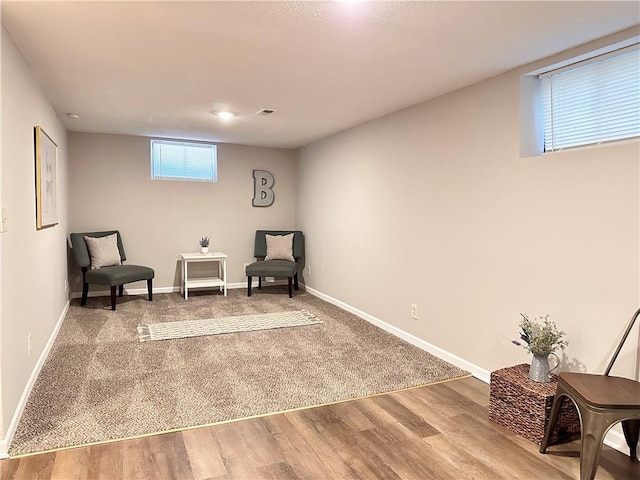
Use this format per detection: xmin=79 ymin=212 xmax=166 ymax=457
xmin=34 ymin=126 xmax=58 ymax=229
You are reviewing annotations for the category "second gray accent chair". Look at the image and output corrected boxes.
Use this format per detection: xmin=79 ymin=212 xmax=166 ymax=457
xmin=246 ymin=230 xmax=304 ymax=298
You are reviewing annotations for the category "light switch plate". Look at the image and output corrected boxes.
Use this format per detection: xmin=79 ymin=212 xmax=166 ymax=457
xmin=1 ymin=206 xmax=7 ymax=233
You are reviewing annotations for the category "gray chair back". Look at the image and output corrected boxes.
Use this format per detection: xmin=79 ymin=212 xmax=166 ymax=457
xmin=254 ymin=230 xmax=304 ymax=260
xmin=70 ymin=230 xmax=127 ymax=268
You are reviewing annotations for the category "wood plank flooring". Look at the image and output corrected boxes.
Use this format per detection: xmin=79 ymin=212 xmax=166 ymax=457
xmin=2 ymin=376 xmax=638 ymax=479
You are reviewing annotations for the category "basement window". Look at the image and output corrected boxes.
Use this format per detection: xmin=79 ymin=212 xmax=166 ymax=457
xmin=150 ymin=139 xmax=217 ymax=182
xmin=540 ymin=45 xmax=639 ymax=152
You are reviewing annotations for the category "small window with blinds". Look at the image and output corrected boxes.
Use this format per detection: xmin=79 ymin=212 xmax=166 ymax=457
xmin=150 ymin=139 xmax=217 ymax=182
xmin=540 ymin=45 xmax=639 ymax=152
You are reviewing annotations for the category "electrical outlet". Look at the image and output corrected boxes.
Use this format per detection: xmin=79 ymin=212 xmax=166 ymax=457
xmin=28 ymin=333 xmax=32 ymax=356
xmin=411 ymin=304 xmax=418 ymax=320
xmin=243 ymin=263 xmax=251 ymax=274
xmin=307 ymin=265 xmax=311 ymax=276
xmin=64 ymin=279 xmax=69 ymax=293
xmin=1 ymin=206 xmax=7 ymax=233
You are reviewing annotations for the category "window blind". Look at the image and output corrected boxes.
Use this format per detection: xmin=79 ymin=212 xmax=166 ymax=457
xmin=151 ymin=140 xmax=217 ymax=182
xmin=541 ymin=46 xmax=640 ymax=152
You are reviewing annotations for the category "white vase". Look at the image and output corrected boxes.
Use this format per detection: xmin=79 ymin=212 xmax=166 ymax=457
xmin=201 ymin=246 xmax=209 ymax=254
xmin=528 ymin=353 xmax=559 ymax=382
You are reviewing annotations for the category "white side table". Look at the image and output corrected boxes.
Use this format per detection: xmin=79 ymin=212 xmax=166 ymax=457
xmin=180 ymin=252 xmax=228 ymax=299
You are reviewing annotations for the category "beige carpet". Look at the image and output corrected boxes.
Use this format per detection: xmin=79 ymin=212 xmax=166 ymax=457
xmin=9 ymin=288 xmax=468 ymax=456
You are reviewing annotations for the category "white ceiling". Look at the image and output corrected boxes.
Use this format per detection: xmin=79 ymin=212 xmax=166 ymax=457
xmin=2 ymin=1 xmax=639 ymax=149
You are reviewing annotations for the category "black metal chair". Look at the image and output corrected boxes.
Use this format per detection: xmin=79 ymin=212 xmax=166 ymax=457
xmin=540 ymin=308 xmax=640 ymax=480
xmin=246 ymin=230 xmax=304 ymax=298
xmin=70 ymin=230 xmax=154 ymax=310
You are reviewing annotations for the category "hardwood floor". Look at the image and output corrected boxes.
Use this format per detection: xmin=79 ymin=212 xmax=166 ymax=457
xmin=1 ymin=377 xmax=637 ymax=479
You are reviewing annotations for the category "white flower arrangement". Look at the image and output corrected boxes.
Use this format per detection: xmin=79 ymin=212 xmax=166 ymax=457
xmin=512 ymin=313 xmax=568 ymax=356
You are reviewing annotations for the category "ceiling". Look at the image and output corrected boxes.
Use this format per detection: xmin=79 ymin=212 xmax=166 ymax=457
xmin=2 ymin=1 xmax=639 ymax=149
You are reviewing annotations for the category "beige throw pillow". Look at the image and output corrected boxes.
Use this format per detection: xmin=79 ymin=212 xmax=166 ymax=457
xmin=84 ymin=234 xmax=122 ymax=269
xmin=264 ymin=233 xmax=295 ymax=262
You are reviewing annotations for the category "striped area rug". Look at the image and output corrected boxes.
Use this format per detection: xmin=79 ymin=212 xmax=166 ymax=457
xmin=137 ymin=309 xmax=321 ymax=342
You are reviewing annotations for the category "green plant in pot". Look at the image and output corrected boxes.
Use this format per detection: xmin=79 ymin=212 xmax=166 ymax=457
xmin=200 ymin=236 xmax=210 ymax=254
xmin=512 ymin=313 xmax=568 ymax=382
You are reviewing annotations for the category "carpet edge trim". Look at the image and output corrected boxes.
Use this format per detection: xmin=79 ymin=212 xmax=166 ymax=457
xmin=8 ymin=373 xmax=471 ymax=459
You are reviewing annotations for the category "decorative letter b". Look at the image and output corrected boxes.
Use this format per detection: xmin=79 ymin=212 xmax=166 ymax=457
xmin=252 ymin=170 xmax=274 ymax=207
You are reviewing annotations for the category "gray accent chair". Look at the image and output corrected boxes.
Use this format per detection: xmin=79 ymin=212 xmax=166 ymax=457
xmin=246 ymin=230 xmax=304 ymax=298
xmin=70 ymin=230 xmax=154 ymax=310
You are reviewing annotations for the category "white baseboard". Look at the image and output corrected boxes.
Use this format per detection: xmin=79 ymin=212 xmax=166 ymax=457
xmin=0 ymin=300 xmax=70 ymax=458
xmin=305 ymin=287 xmax=491 ymax=382
xmin=70 ymin=286 xmax=179 ymax=299
xmin=603 ymin=428 xmax=628 ymax=455
xmin=229 ymin=279 xmax=288 ymax=289
xmin=69 ymin=281 xmax=283 ymax=299
xmin=304 ymin=286 xmax=629 ymax=456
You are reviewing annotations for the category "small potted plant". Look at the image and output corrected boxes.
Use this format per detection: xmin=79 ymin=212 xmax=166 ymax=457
xmin=199 ymin=236 xmax=210 ymax=254
xmin=512 ymin=313 xmax=568 ymax=382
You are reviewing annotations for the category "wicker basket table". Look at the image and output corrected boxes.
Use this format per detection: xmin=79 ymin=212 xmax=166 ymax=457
xmin=489 ymin=363 xmax=581 ymax=445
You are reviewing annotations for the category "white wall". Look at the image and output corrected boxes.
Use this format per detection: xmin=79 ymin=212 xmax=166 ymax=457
xmin=0 ymin=25 xmax=69 ymax=442
xmin=68 ymin=132 xmax=297 ymax=292
xmin=296 ymin=29 xmax=640 ymax=380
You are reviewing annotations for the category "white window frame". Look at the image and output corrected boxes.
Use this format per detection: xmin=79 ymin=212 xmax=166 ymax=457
xmin=539 ymin=44 xmax=639 ymax=152
xmin=150 ymin=139 xmax=218 ymax=182
xmin=519 ymin=36 xmax=640 ymax=158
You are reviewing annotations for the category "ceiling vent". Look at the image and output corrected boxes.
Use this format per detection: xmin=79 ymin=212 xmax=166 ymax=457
xmin=256 ymin=108 xmax=276 ymax=116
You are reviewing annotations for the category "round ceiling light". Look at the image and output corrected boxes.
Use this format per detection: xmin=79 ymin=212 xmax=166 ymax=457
xmin=215 ymin=111 xmax=235 ymax=120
